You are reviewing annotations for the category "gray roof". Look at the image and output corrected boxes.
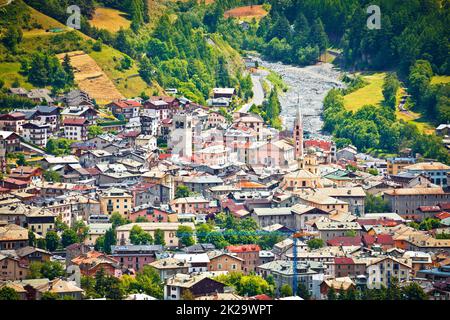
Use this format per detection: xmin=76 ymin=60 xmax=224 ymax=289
xmin=258 ymin=260 xmax=324 ymax=276
xmin=110 ymin=245 xmax=163 ymax=254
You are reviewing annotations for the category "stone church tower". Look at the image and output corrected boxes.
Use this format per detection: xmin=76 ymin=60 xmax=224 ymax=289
xmin=293 ymin=107 xmax=304 ymax=159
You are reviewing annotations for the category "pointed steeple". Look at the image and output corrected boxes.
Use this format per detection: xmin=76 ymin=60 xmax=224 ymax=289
xmin=293 ymin=106 xmax=304 ymax=159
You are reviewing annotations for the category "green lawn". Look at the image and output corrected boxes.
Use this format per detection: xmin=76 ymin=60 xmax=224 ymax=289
xmin=343 ymin=73 xmax=385 ymax=112
xmin=0 ymin=63 xmax=33 ymax=89
xmin=343 ymin=73 xmax=435 ymax=134
xmin=89 ymin=46 xmax=157 ymax=98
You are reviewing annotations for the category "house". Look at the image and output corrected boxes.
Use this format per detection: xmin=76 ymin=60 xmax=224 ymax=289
xmin=0 ymin=112 xmax=26 ymax=134
xmin=8 ymin=166 xmax=43 ymax=183
xmin=21 ymin=122 xmax=49 ymax=148
xmin=5 ymin=278 xmax=84 ymax=300
xmin=213 ymin=88 xmax=235 ymax=99
xmin=320 ymin=277 xmax=356 ymax=299
xmin=108 ymin=100 xmax=142 ymax=120
xmin=226 ymin=244 xmax=261 ymax=274
xmin=61 ymin=106 xmax=98 ymax=121
xmin=40 ymin=155 xmax=79 ymax=170
xmin=64 ymin=89 xmax=94 ymax=108
xmin=233 ymin=114 xmax=264 ymax=141
xmin=164 ymin=274 xmax=225 ymax=300
xmin=257 ymin=260 xmax=325 ymax=297
xmin=403 ymin=162 xmax=450 ymax=187
xmin=207 ymin=251 xmax=244 ymax=273
xmin=0 ymin=281 xmax=28 ymax=300
xmin=296 ymin=192 xmax=349 ymax=215
xmin=207 ymin=111 xmax=227 ymax=128
xmin=84 ymin=223 xmax=112 ymax=246
xmin=33 ymin=105 xmax=60 ymax=131
xmin=116 ymin=222 xmax=196 ymax=248
xmin=312 ymin=221 xmax=362 ymax=242
xmin=0 ymin=224 xmax=28 ymax=250
xmin=99 ymin=187 xmax=133 ymax=217
xmin=174 ymin=175 xmax=223 ymax=198
xmin=383 ymin=187 xmax=450 ymax=216
xmin=80 ymin=149 xmax=113 ymax=168
xmin=173 ymin=253 xmax=210 ymax=273
xmin=71 ymin=250 xmax=120 ymax=277
xmin=129 ymin=205 xmax=176 ymax=223
xmin=330 ymin=257 xmax=366 ymax=279
xmin=436 ymin=124 xmax=450 ymax=136
xmin=336 ymin=145 xmax=357 ymax=161
xmin=0 ymin=131 xmax=21 ymax=153
xmin=62 ymin=118 xmax=89 ymax=141
xmin=149 ymin=257 xmax=190 ymax=281
xmin=1 ymin=177 xmax=29 ymax=190
xmin=0 ymin=252 xmax=29 ymax=280
xmin=15 ymin=246 xmax=51 ymax=264
xmin=170 ymin=197 xmax=218 ymax=215
xmin=387 ymin=157 xmax=417 ymax=175
xmin=140 ymin=113 xmax=159 ymax=136
xmin=25 ymin=206 xmax=57 ymax=237
xmin=26 ymin=89 xmax=54 ymax=104
xmin=417 ymin=265 xmax=450 ymax=281
xmin=144 ymin=96 xmax=179 ymax=120
xmin=317 ymin=187 xmax=366 ymax=216
xmin=110 ymin=245 xmax=163 ymax=272
xmin=402 ymin=251 xmax=433 ymax=276
xmin=365 ymin=256 xmax=412 ymax=289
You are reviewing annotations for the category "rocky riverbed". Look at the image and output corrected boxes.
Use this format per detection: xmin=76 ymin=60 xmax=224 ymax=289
xmin=254 ymin=57 xmax=345 ymax=136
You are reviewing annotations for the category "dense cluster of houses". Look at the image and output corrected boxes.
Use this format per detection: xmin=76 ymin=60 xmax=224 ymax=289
xmin=0 ymin=86 xmax=449 ymax=300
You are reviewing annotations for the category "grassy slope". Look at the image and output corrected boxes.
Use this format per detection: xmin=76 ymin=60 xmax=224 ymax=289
xmin=89 ymin=7 xmax=131 ymax=32
xmin=343 ymin=73 xmax=385 ymax=112
xmin=343 ymin=72 xmax=434 ymax=134
xmin=0 ymin=3 xmax=156 ymax=99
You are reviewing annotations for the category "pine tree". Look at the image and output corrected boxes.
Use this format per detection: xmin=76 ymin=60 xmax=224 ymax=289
xmin=130 ymin=0 xmax=145 ymax=32
xmin=309 ymin=18 xmax=328 ymax=52
xmin=327 ymin=286 xmax=337 ymax=300
xmin=62 ymin=54 xmax=75 ymax=87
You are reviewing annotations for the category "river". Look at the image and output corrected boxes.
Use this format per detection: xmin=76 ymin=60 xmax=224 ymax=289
xmin=252 ymin=56 xmax=345 ymax=137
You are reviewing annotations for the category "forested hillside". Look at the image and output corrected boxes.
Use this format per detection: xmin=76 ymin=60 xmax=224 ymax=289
xmin=20 ymin=0 xmax=253 ymax=104
xmin=203 ymin=0 xmax=449 ymax=162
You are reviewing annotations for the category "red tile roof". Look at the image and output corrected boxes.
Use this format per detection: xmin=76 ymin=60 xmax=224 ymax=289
xmin=226 ymin=244 xmax=261 ymax=253
xmin=110 ymin=100 xmax=142 ymax=109
xmin=327 ymin=236 xmax=362 ymax=247
xmin=63 ymin=118 xmax=88 ymax=126
xmin=435 ymin=212 xmax=450 ymax=220
xmin=418 ymin=206 xmax=441 ymax=212
xmin=159 ymin=154 xmax=171 ymax=160
xmin=249 ymin=294 xmax=272 ymax=300
xmin=334 ymin=257 xmax=354 ymax=265
xmin=304 ymin=139 xmax=332 ymax=151
xmin=2 ymin=178 xmax=29 ymax=186
xmin=362 ymin=234 xmax=394 ymax=246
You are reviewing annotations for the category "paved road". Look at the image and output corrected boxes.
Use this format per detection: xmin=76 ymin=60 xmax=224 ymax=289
xmin=239 ymin=71 xmax=267 ymax=113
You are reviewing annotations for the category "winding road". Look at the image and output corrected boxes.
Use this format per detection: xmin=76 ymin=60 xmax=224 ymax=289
xmin=239 ymin=71 xmax=267 ymax=113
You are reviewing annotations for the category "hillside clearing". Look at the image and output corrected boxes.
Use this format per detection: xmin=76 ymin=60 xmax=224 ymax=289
xmin=224 ymin=5 xmax=268 ymax=20
xmin=343 ymin=73 xmax=385 ymax=112
xmin=89 ymin=7 xmax=131 ymax=32
xmin=57 ymin=51 xmax=124 ymax=104
xmin=0 ymin=62 xmax=33 ymax=89
xmin=1 ymin=4 xmax=157 ymax=99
